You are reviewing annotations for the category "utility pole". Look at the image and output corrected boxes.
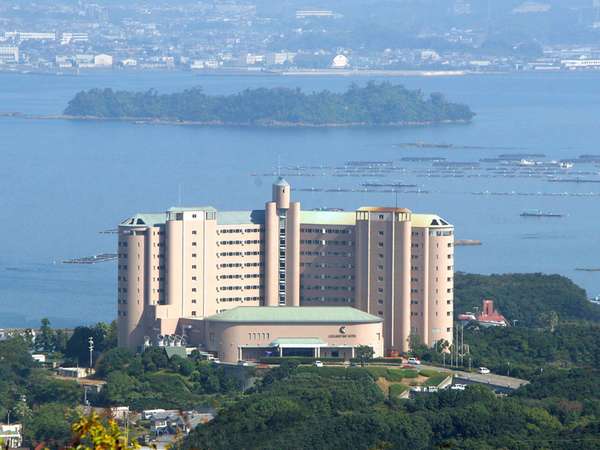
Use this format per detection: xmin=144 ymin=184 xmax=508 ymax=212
xmin=88 ymin=336 xmax=94 ymax=370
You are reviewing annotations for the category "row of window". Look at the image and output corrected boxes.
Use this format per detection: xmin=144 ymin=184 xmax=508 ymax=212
xmin=217 ymin=296 xmax=263 ymax=303
xmin=248 ymin=332 xmax=271 ymax=340
xmin=300 ymin=239 xmax=353 ymax=246
xmin=217 ymin=251 xmax=265 ymax=257
xmin=218 ymin=228 xmax=262 ymax=234
xmin=300 ymin=262 xmax=355 ymax=269
xmin=218 ymin=284 xmax=263 ymax=291
xmin=218 ymin=239 xmax=265 ymax=245
xmin=302 ymin=285 xmax=354 ymax=292
xmin=300 ymin=228 xmax=351 ymax=234
xmin=300 ymin=251 xmax=353 ymax=257
xmin=300 ymin=274 xmax=355 ymax=281
xmin=301 ymin=296 xmax=354 ymax=303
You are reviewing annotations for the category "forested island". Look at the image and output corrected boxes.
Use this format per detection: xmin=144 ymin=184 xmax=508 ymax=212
xmin=63 ymin=82 xmax=475 ymax=127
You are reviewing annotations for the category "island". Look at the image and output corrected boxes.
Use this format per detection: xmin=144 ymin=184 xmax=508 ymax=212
xmin=63 ymin=81 xmax=475 ymax=127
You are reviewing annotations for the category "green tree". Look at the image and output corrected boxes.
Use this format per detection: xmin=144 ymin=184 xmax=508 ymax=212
xmin=355 ymin=345 xmax=375 ymax=367
xmin=35 ymin=318 xmax=55 ymax=353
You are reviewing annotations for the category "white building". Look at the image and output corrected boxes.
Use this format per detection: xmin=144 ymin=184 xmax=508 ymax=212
xmin=94 ymin=54 xmax=113 ymax=67
xmin=4 ymin=31 xmax=56 ymax=41
xmin=0 ymin=46 xmax=18 ymax=64
xmin=0 ymin=424 xmax=23 ymax=448
xmin=121 ymin=58 xmax=138 ymax=67
xmin=61 ymin=33 xmax=89 ymax=45
xmin=331 ymin=54 xmax=349 ymax=68
xmin=561 ymin=59 xmax=600 ymax=69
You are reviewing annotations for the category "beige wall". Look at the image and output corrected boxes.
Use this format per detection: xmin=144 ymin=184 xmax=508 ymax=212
xmin=204 ymin=320 xmax=383 ymax=363
xmin=299 ymin=224 xmax=355 ymax=307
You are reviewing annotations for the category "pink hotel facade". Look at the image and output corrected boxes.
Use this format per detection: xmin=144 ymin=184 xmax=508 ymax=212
xmin=117 ymin=178 xmax=454 ymax=358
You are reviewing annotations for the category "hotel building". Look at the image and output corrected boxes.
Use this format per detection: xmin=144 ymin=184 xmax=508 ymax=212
xmin=117 ymin=178 xmax=454 ymax=360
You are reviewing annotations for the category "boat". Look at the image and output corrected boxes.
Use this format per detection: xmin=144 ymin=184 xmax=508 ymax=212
xmin=520 ymin=209 xmax=564 ymax=218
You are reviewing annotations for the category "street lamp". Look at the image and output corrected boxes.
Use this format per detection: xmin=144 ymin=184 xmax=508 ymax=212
xmin=88 ymin=337 xmax=94 ymax=369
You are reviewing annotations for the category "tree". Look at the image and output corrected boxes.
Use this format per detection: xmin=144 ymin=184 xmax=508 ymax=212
xmin=355 ymin=345 xmax=374 ymax=367
xmin=35 ymin=318 xmax=55 ymax=353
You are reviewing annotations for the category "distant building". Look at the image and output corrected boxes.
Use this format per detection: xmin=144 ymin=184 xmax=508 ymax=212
xmin=296 ymin=10 xmax=334 ymax=19
xmin=459 ymin=299 xmax=508 ymax=327
xmin=120 ymin=58 xmax=138 ymax=67
xmin=561 ymin=59 xmax=600 ymax=69
xmin=0 ymin=46 xmax=18 ymax=64
xmin=31 ymin=354 xmax=46 ymax=363
xmin=266 ymin=52 xmax=295 ymax=66
xmin=0 ymin=423 xmax=23 ymax=448
xmin=61 ymin=33 xmax=89 ymax=45
xmin=4 ymin=31 xmax=56 ymax=41
xmin=245 ymin=53 xmax=265 ymax=65
xmin=94 ymin=54 xmax=113 ymax=67
xmin=57 ymin=367 xmax=90 ymax=378
xmin=331 ymin=54 xmax=349 ymax=68
xmin=512 ymin=2 xmax=551 ymax=14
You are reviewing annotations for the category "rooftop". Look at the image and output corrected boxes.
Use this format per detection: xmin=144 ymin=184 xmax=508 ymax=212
xmin=206 ymin=306 xmax=383 ymax=323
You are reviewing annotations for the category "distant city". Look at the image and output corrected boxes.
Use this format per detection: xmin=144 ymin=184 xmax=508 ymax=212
xmin=2 ymin=0 xmax=600 ymax=74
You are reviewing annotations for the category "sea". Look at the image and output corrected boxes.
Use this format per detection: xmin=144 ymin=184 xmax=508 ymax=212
xmin=1 ymin=69 xmax=599 ymax=328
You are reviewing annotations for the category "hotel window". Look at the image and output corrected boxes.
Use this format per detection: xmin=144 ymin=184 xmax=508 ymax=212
xmin=447 ymin=327 xmax=451 ymax=332
xmin=377 ymin=276 xmax=384 ymax=282
xmin=191 ymin=311 xmax=197 ymax=316
xmin=192 ymin=265 xmax=197 ymax=269
xmin=379 ymin=215 xmax=384 ymax=219
xmin=378 ymin=231 xmax=384 ymax=236
xmin=192 ymin=276 xmax=197 ymax=281
xmin=378 ymin=253 xmax=384 ymax=259
xmin=192 ymin=230 xmax=197 ymax=235
xmin=378 ymin=299 xmax=384 ymax=304
xmin=192 ymin=253 xmax=197 ymax=257
xmin=192 ymin=299 xmax=197 ymax=304
xmin=378 ymin=311 xmax=384 ymax=316
xmin=377 ymin=265 xmax=384 ymax=270
xmin=377 ymin=287 xmax=384 ymax=293
xmin=192 ymin=214 xmax=197 ymax=218
xmin=192 ymin=288 xmax=197 ymax=292
xmin=447 ymin=311 xmax=452 ymax=316
xmin=192 ymin=242 xmax=197 ymax=246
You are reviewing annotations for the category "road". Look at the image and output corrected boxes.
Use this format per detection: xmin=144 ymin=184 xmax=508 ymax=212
xmin=416 ymin=363 xmax=529 ymax=390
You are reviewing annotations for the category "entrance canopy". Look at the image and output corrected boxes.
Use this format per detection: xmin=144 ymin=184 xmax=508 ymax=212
xmin=270 ymin=337 xmax=327 ymax=348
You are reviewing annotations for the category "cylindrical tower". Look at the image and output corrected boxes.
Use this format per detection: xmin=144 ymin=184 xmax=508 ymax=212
xmin=421 ymin=230 xmax=430 ymax=345
xmin=398 ymin=219 xmax=412 ymax=353
xmin=427 ymin=228 xmax=454 ymax=346
xmin=286 ymin=201 xmax=301 ymax=306
xmin=121 ymin=227 xmax=146 ymax=350
xmin=272 ymin=177 xmax=290 ymax=210
xmin=264 ymin=201 xmax=279 ymax=306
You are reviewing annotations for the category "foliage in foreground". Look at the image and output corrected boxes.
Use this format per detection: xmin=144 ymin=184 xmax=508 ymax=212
xmin=179 ymin=364 xmax=600 ymax=450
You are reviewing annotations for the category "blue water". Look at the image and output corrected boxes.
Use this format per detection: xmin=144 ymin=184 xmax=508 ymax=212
xmin=1 ymin=70 xmax=599 ymax=327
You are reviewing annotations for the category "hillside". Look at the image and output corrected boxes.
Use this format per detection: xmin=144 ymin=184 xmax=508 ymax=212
xmin=454 ymin=272 xmax=600 ymax=326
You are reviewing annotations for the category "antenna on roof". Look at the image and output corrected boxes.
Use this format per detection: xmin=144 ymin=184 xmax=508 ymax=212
xmin=178 ymin=183 xmax=184 ymax=206
xmin=277 ymin=155 xmax=281 ymax=177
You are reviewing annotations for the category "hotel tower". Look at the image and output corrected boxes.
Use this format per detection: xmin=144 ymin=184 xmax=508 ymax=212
xmin=117 ymin=178 xmax=454 ymax=356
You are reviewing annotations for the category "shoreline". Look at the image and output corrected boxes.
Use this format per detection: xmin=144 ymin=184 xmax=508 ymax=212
xmin=0 ymin=112 xmax=472 ymax=128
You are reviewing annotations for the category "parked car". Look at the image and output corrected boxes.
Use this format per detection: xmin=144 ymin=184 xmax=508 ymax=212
xmin=478 ymin=367 xmax=491 ymax=374
xmin=238 ymin=360 xmax=250 ymax=366
xmin=451 ymin=383 xmax=467 ymax=391
xmin=407 ymin=357 xmax=421 ymax=365
xmin=313 ymin=360 xmax=324 ymax=368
